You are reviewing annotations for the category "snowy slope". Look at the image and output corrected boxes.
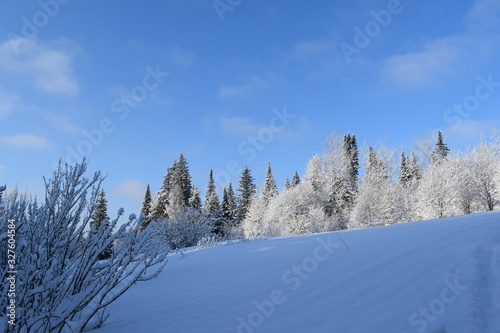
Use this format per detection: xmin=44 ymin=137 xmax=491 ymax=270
xmin=95 ymin=211 xmax=500 ymax=333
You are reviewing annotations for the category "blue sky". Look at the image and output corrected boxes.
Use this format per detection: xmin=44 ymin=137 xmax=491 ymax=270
xmin=1 ymin=0 xmax=500 ymax=216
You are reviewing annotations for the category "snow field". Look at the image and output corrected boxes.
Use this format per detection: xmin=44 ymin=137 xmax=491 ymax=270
xmin=95 ymin=211 xmax=500 ymax=333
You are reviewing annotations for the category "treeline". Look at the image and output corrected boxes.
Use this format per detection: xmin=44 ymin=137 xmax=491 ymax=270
xmin=129 ymin=129 xmax=499 ymax=244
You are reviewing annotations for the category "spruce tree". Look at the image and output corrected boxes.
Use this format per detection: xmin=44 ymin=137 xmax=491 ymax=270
xmin=432 ymin=131 xmax=451 ymax=163
xmin=409 ymin=152 xmax=421 ymax=182
xmin=189 ymin=185 xmax=201 ymax=210
xmin=292 ymin=171 xmax=301 ymax=187
xmin=222 ymin=183 xmax=237 ymax=226
xmin=261 ymin=162 xmax=278 ymax=203
xmin=139 ymin=184 xmax=152 ymax=231
xmin=399 ymin=152 xmax=410 ymax=186
xmin=175 ymin=153 xmax=192 ymax=206
xmin=204 ymin=170 xmax=224 ymax=235
xmin=343 ymin=133 xmax=359 ymax=186
xmin=236 ymin=166 xmax=257 ymax=224
xmin=284 ymin=177 xmax=291 ymax=190
xmin=91 ymin=190 xmax=113 ymax=260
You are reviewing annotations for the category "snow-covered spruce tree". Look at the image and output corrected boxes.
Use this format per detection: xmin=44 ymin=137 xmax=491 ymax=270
xmin=432 ymin=131 xmax=451 ymax=164
xmin=188 ymin=185 xmax=202 ymax=210
xmin=150 ymin=154 xmax=193 ymax=220
xmin=261 ymin=162 xmax=278 ymax=204
xmin=90 ymin=189 xmax=113 ymax=260
xmin=0 ymin=162 xmax=168 ymax=333
xmin=222 ymin=183 xmax=237 ymax=228
xmin=174 ymin=153 xmax=193 ymax=207
xmin=204 ymin=170 xmax=224 ymax=236
xmin=319 ymin=133 xmax=360 ymax=229
xmin=235 ymin=166 xmax=257 ymax=225
xmin=139 ymin=184 xmax=153 ymax=231
xmin=243 ymin=163 xmax=279 ymax=237
xmin=284 ymin=176 xmax=292 ymax=190
xmin=292 ymin=171 xmax=301 ymax=187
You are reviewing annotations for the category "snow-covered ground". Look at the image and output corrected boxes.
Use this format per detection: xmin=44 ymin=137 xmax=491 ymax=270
xmin=95 ymin=211 xmax=500 ymax=333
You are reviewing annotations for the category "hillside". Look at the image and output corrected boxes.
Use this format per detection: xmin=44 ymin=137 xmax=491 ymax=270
xmin=96 ymin=211 xmax=500 ymax=333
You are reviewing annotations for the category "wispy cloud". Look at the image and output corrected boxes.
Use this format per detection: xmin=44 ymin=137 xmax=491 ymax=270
xmin=219 ymin=113 xmax=311 ymax=141
xmin=0 ymin=90 xmax=20 ymax=118
xmin=219 ymin=116 xmax=266 ymax=136
xmin=380 ymin=0 xmax=500 ymax=88
xmin=218 ymin=75 xmax=269 ymax=99
xmin=0 ymin=134 xmax=53 ymax=150
xmin=381 ymin=37 xmax=464 ymax=87
xmin=0 ymin=38 xmax=80 ymax=96
xmin=46 ymin=114 xmax=82 ymax=135
xmin=112 ymin=180 xmax=147 ymax=205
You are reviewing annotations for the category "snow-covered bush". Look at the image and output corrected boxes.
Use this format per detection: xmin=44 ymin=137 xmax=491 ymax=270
xmin=0 ymin=162 xmax=168 ymax=333
xmin=244 ymin=182 xmax=336 ymax=237
xmin=156 ymin=207 xmax=212 ymax=249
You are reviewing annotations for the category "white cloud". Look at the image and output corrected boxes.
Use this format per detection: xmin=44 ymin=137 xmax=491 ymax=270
xmin=380 ymin=0 xmax=500 ymax=88
xmin=47 ymin=114 xmax=82 ymax=135
xmin=0 ymin=134 xmax=53 ymax=150
xmin=444 ymin=119 xmax=500 ymax=145
xmin=290 ymin=39 xmax=335 ymax=60
xmin=464 ymin=0 xmax=500 ymax=32
xmin=0 ymin=90 xmax=20 ymax=118
xmin=112 ymin=180 xmax=147 ymax=206
xmin=218 ymin=75 xmax=269 ymax=99
xmin=219 ymin=113 xmax=311 ymax=141
xmin=381 ymin=37 xmax=464 ymax=87
xmin=219 ymin=116 xmax=266 ymax=136
xmin=0 ymin=38 xmax=79 ymax=95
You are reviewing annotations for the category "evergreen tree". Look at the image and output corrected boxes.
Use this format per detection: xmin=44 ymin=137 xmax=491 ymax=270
xmin=261 ymin=162 xmax=278 ymax=203
xmin=292 ymin=171 xmax=301 ymax=187
xmin=409 ymin=152 xmax=421 ymax=182
xmin=399 ymin=152 xmax=411 ymax=187
xmin=432 ymin=131 xmax=451 ymax=163
xmin=284 ymin=177 xmax=292 ymax=190
xmin=91 ymin=190 xmax=113 ymax=260
xmin=222 ymin=183 xmax=237 ymax=226
xmin=236 ymin=166 xmax=257 ymax=224
xmin=189 ymin=185 xmax=201 ymax=210
xmin=204 ymin=170 xmax=224 ymax=235
xmin=175 ymin=153 xmax=192 ymax=206
xmin=139 ymin=184 xmax=152 ymax=232
xmin=343 ymin=133 xmax=360 ymax=185
xmin=151 ymin=154 xmax=193 ymax=219
xmin=151 ymin=165 xmax=174 ymax=220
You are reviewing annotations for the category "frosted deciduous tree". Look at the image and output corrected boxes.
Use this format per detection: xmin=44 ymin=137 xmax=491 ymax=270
xmin=0 ymin=162 xmax=168 ymax=333
xmin=350 ymin=146 xmax=394 ymax=228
